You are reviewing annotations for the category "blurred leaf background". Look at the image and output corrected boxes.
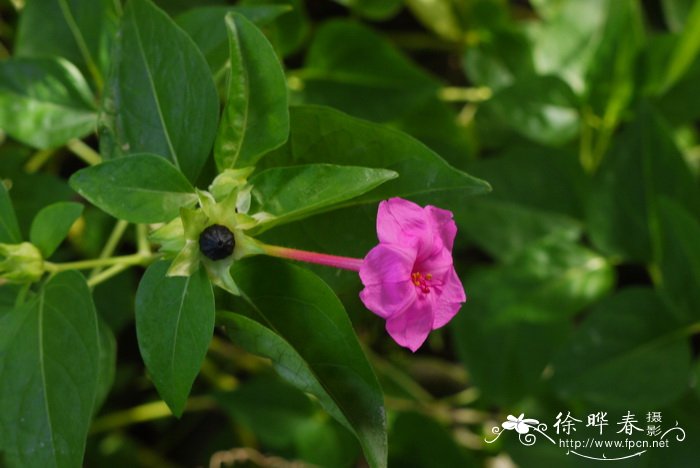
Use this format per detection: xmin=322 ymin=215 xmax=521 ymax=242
xmin=1 ymin=0 xmax=700 ymax=466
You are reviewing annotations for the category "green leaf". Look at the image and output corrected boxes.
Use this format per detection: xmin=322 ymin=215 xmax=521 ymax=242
xmin=389 ymin=412 xmax=475 ymax=467
xmin=29 ymin=202 xmax=83 ymax=258
xmin=69 ymin=154 xmax=197 ymax=224
xmin=452 ymin=238 xmax=614 ymax=405
xmin=660 ymin=0 xmax=700 ymax=92
xmin=296 ymin=20 xmax=440 ymax=122
xmin=262 ymin=105 xmax=491 ymax=200
xmin=662 ymin=0 xmax=696 ymax=32
xmin=217 ymin=373 xmax=360 ymax=466
xmin=587 ymin=104 xmax=700 ymax=262
xmin=214 ymin=12 xmax=289 ymax=170
xmin=239 ymin=0 xmax=310 ymax=58
xmin=333 ymin=0 xmax=402 ymax=20
xmin=94 ymin=317 xmax=116 ymax=414
xmin=463 ymin=26 xmax=535 ymax=92
xmin=176 ymin=5 xmax=291 ymax=75
xmin=0 ymin=271 xmax=100 ymax=467
xmin=552 ymin=288 xmax=691 ymax=409
xmin=0 ymin=58 xmax=97 ymax=149
xmin=249 ymin=164 xmax=397 ymax=232
xmin=456 ymin=199 xmax=582 ymax=263
xmin=483 ymin=75 xmax=580 ymax=146
xmin=405 ymin=0 xmax=463 ymax=41
xmin=0 ymin=182 xmax=21 ymax=244
xmin=14 ymin=0 xmax=118 ymax=88
xmin=101 ymin=0 xmax=219 ymax=182
xmin=656 ymin=198 xmax=700 ymax=322
xmin=135 ymin=261 xmax=215 ymax=417
xmin=222 ymin=257 xmax=387 ymax=468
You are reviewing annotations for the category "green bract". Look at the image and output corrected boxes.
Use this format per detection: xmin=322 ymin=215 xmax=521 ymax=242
xmin=0 ymin=242 xmax=43 ymax=283
xmin=150 ymin=168 xmax=264 ymax=295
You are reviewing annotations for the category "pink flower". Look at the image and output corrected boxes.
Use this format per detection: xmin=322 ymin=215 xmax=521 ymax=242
xmin=359 ymin=198 xmax=466 ymax=352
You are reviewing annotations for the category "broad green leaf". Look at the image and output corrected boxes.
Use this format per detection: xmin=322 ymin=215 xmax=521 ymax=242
xmin=94 ymin=317 xmax=116 ymax=413
xmin=0 ymin=183 xmax=21 ymax=243
xmin=101 ymin=0 xmax=219 ymax=182
xmin=135 ymin=261 xmax=214 ymax=417
xmin=14 ymin=0 xmax=118 ymax=88
xmin=389 ymin=412 xmax=475 ymax=467
xmin=249 ymin=164 xmax=397 ymax=232
xmin=660 ymin=0 xmax=700 ymax=92
xmin=456 ymin=199 xmax=582 ymax=263
xmin=587 ymin=104 xmax=700 ymax=262
xmin=0 ymin=271 xmax=100 ymax=467
xmin=656 ymin=198 xmax=700 ymax=322
xmin=452 ymin=238 xmax=613 ymax=405
xmin=69 ymin=154 xmax=197 ymax=223
xmin=0 ymin=58 xmax=97 ymax=149
xmin=176 ymin=5 xmax=291 ymax=75
xmin=29 ymin=202 xmax=83 ymax=258
xmin=216 ymin=373 xmax=360 ymax=466
xmin=453 ymin=304 xmax=570 ymax=406
xmin=262 ymin=105 xmax=491 ymax=200
xmin=214 ymin=12 xmax=289 ymax=170
xmin=552 ymin=288 xmax=691 ymax=409
xmin=333 ymin=0 xmax=402 ymax=20
xmin=296 ymin=20 xmax=440 ymax=122
xmin=483 ymin=75 xmax=580 ymax=146
xmin=223 ymin=257 xmax=387 ymax=468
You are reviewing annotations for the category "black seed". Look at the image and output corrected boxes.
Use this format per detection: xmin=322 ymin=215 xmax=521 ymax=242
xmin=199 ymin=224 xmax=235 ymax=260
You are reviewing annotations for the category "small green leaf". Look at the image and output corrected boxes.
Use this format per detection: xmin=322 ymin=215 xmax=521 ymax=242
xmin=656 ymin=198 xmax=700 ymax=321
xmin=249 ymin=164 xmax=397 ymax=232
xmin=176 ymin=5 xmax=291 ymax=75
xmin=214 ymin=12 xmax=289 ymax=170
xmin=0 ymin=271 xmax=100 ymax=467
xmin=223 ymin=257 xmax=387 ymax=468
xmin=14 ymin=0 xmax=118 ymax=88
xmin=69 ymin=154 xmax=197 ymax=223
xmin=29 ymin=202 xmax=84 ymax=258
xmin=0 ymin=58 xmax=97 ymax=149
xmin=0 ymin=183 xmax=21 ymax=244
xmin=101 ymin=0 xmax=219 ymax=182
xmin=263 ymin=105 xmax=491 ymax=200
xmin=135 ymin=261 xmax=215 ymax=417
xmin=552 ymin=288 xmax=691 ymax=409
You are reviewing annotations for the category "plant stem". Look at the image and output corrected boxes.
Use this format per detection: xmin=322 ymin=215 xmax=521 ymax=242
xmin=438 ymin=86 xmax=492 ymax=103
xmin=66 ymin=139 xmax=102 ymax=166
xmin=136 ymin=224 xmax=152 ymax=255
xmin=45 ymin=253 xmax=155 ymax=273
xmin=260 ymin=244 xmax=363 ymax=272
xmin=89 ymin=396 xmax=218 ymax=434
xmin=89 ymin=220 xmax=130 ymax=279
xmin=24 ymin=148 xmax=57 ymax=173
xmin=87 ymin=263 xmax=130 ymax=288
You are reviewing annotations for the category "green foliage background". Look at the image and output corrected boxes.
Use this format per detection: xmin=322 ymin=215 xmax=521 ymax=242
xmin=1 ymin=0 xmax=699 ymax=467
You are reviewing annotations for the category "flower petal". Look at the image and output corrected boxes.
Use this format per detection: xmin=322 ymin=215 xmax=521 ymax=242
xmin=502 ymin=421 xmax=517 ymax=430
xmin=385 ymin=296 xmax=434 ymax=352
xmin=432 ymin=300 xmax=462 ymax=329
xmin=426 ymin=205 xmax=457 ymax=252
xmin=360 ymin=281 xmax=415 ymax=319
xmin=376 ymin=198 xmax=435 ymax=258
xmin=359 ymin=243 xmax=415 ymax=286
